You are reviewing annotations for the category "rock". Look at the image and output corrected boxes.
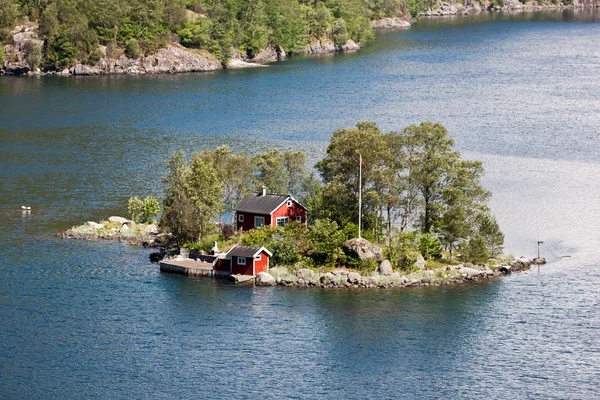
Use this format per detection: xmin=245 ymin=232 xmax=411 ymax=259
xmin=120 ymin=224 xmax=129 ymax=231
xmin=378 ymin=259 xmax=393 ymax=276
xmin=71 ymin=64 xmax=101 ymax=75
xmin=255 ymin=272 xmax=276 ymax=286
xmin=413 ymin=254 xmax=426 ymax=270
xmin=347 ymin=272 xmax=361 ymax=283
xmin=144 ymin=224 xmax=159 ymax=235
xmin=230 ymin=274 xmax=255 ymax=284
xmin=297 ymin=268 xmax=315 ymax=279
xmin=371 ymin=17 xmax=411 ymax=30
xmin=296 ymin=278 xmax=305 ymax=286
xmin=320 ymin=272 xmax=335 ymax=284
xmin=532 ymin=257 xmax=546 ymax=265
xmin=499 ymin=265 xmax=511 ymax=274
xmin=227 ymin=58 xmax=268 ymax=69
xmin=458 ymin=267 xmax=484 ymax=278
xmin=142 ymin=45 xmax=222 ymax=73
xmin=517 ymin=257 xmax=532 ymax=266
xmin=86 ymin=221 xmax=105 ymax=229
xmin=108 ymin=216 xmax=129 ymax=224
xmin=341 ymin=40 xmax=360 ymax=52
xmin=246 ymin=45 xmax=284 ymax=63
xmin=304 ymin=38 xmax=336 ymax=55
xmin=331 ymin=269 xmax=349 ymax=276
xmin=421 ymin=270 xmax=435 ymax=283
xmin=343 ymin=238 xmax=383 ymax=261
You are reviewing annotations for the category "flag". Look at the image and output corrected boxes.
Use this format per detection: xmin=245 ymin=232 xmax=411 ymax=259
xmin=361 ymin=158 xmax=368 ymax=171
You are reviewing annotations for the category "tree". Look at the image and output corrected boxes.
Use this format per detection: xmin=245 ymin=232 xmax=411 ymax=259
xmin=185 ymin=152 xmax=224 ymax=239
xmin=0 ymin=0 xmax=19 ymax=42
xmin=252 ymin=149 xmax=288 ymax=194
xmin=403 ymin=121 xmax=459 ymax=233
xmin=316 ymin=121 xmax=386 ymax=228
xmin=282 ymin=150 xmax=306 ymax=196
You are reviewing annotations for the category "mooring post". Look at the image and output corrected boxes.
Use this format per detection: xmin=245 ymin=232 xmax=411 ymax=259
xmin=537 ymin=241 xmax=544 ymax=273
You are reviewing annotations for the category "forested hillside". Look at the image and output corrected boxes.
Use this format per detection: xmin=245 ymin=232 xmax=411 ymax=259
xmin=0 ymin=0 xmax=430 ymax=69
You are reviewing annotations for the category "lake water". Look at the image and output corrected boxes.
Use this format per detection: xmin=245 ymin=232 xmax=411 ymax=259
xmin=1 ymin=10 xmax=599 ymax=399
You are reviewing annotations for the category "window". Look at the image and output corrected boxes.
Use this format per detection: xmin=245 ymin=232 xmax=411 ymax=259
xmin=276 ymin=217 xmax=289 ymax=227
xmin=254 ymin=216 xmax=265 ymax=228
xmin=238 ymin=214 xmax=244 ymax=222
xmin=256 ymin=254 xmax=262 ymax=260
xmin=287 ymin=200 xmax=292 ymax=207
xmin=238 ymin=257 xmax=246 ymax=265
xmin=296 ymin=216 xmax=302 ymax=222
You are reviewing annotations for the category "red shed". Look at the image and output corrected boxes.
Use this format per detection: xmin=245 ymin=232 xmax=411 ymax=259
xmin=222 ymin=245 xmax=272 ymax=276
xmin=234 ymin=186 xmax=308 ymax=231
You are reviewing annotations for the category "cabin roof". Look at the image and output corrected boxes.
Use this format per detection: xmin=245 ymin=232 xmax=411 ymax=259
xmin=226 ymin=245 xmax=272 ymax=258
xmin=234 ymin=193 xmax=290 ymax=214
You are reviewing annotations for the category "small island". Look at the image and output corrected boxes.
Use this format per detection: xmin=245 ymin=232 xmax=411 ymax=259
xmin=62 ymin=121 xmax=546 ymax=288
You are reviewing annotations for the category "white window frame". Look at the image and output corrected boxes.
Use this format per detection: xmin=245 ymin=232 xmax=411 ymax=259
xmin=238 ymin=214 xmax=244 ymax=222
xmin=256 ymin=254 xmax=262 ymax=260
xmin=276 ymin=217 xmax=289 ymax=227
xmin=296 ymin=216 xmax=302 ymax=222
xmin=254 ymin=216 xmax=265 ymax=228
xmin=237 ymin=257 xmax=246 ymax=265
xmin=287 ymin=200 xmax=292 ymax=208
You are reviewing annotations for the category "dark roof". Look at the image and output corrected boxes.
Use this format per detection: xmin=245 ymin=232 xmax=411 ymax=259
xmin=227 ymin=246 xmax=265 ymax=257
xmin=234 ymin=194 xmax=290 ymax=214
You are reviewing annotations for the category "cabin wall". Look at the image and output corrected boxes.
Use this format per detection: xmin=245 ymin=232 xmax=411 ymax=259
xmin=254 ymin=252 xmax=269 ymax=275
xmin=231 ymin=256 xmax=253 ymax=275
xmin=236 ymin=212 xmax=271 ymax=231
xmin=272 ymin=202 xmax=307 ymax=225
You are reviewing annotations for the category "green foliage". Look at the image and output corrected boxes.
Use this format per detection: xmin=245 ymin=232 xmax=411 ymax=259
xmin=387 ymin=231 xmax=421 ymax=272
xmin=418 ymin=232 xmax=442 ymax=260
xmin=6 ymin=0 xmax=422 ymax=67
xmin=24 ymin=40 xmax=41 ymax=69
xmin=307 ymin=219 xmax=347 ymax=266
xmin=128 ymin=196 xmax=160 ymax=223
xmin=0 ymin=0 xmax=19 ymax=42
xmin=270 ymin=240 xmax=300 ymax=266
xmin=0 ymin=44 xmax=4 ymax=65
xmin=125 ymin=38 xmax=141 ymax=58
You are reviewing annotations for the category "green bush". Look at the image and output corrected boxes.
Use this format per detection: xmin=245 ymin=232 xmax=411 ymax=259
xmin=270 ymin=240 xmax=300 ymax=266
xmin=387 ymin=231 xmax=421 ymax=272
xmin=418 ymin=232 xmax=442 ymax=260
xmin=0 ymin=45 xmax=4 ymax=66
xmin=125 ymin=38 xmax=141 ymax=59
xmin=24 ymin=40 xmax=42 ymax=70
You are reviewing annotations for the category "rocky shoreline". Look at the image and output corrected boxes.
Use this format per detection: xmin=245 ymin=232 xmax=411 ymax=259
xmin=60 ymin=216 xmax=168 ymax=247
xmin=249 ymin=255 xmax=544 ymax=289
xmin=1 ymin=21 xmax=363 ymax=76
xmin=420 ymin=0 xmax=596 ymax=17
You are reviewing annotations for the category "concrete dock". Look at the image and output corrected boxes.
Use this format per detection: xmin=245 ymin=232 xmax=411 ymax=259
xmin=159 ymin=258 xmax=230 ymax=278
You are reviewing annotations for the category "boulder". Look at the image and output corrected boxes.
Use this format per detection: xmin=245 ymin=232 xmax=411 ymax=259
xmin=331 ymin=269 xmax=349 ymax=276
xmin=109 ymin=216 xmax=129 ymax=224
xmin=347 ymin=272 xmax=361 ymax=283
xmin=413 ymin=254 xmax=426 ymax=270
xmin=458 ymin=267 xmax=484 ymax=278
xmin=532 ymin=257 xmax=546 ymax=265
xmin=86 ymin=221 xmax=105 ymax=229
xmin=370 ymin=17 xmax=411 ymax=30
xmin=378 ymin=259 xmax=393 ymax=276
xmin=255 ymin=272 xmax=276 ymax=286
xmin=499 ymin=265 xmax=511 ymax=274
xmin=320 ymin=272 xmax=335 ymax=284
xmin=343 ymin=238 xmax=383 ymax=261
xmin=304 ymin=38 xmax=336 ymax=55
xmin=144 ymin=224 xmax=159 ymax=235
xmin=71 ymin=64 xmax=101 ymax=75
xmin=341 ymin=40 xmax=360 ymax=52
xmin=120 ymin=224 xmax=129 ymax=231
xmin=517 ymin=257 xmax=532 ymax=266
xmin=297 ymin=268 xmax=315 ymax=280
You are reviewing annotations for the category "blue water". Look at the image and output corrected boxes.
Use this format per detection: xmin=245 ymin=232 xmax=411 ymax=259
xmin=1 ymin=11 xmax=600 ymax=399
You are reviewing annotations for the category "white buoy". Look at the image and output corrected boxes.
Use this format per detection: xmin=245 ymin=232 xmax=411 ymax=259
xmin=21 ymin=206 xmax=26 ymax=209
xmin=26 ymin=207 xmax=31 ymax=210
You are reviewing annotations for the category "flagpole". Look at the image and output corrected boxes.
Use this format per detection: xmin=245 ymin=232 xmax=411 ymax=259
xmin=359 ymin=154 xmax=362 ymax=239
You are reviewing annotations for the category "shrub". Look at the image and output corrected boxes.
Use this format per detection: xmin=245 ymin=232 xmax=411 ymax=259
xmin=24 ymin=41 xmax=42 ymax=70
xmin=418 ymin=233 xmax=442 ymax=260
xmin=125 ymin=38 xmax=141 ymax=59
xmin=387 ymin=231 xmax=421 ymax=272
xmin=0 ymin=45 xmax=4 ymax=66
xmin=270 ymin=240 xmax=300 ymax=266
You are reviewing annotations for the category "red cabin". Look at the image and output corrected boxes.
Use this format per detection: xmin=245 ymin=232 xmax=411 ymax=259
xmin=214 ymin=245 xmax=272 ymax=276
xmin=234 ymin=187 xmax=308 ymax=231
